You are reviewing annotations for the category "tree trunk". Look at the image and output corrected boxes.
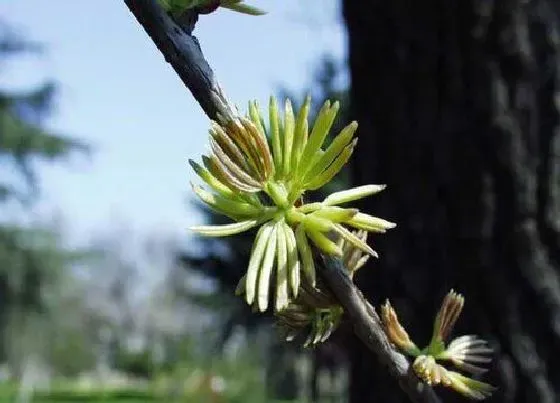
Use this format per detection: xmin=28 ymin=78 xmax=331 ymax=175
xmin=343 ymin=0 xmax=560 ymax=402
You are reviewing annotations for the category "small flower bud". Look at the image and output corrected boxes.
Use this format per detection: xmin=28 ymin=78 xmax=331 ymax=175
xmin=380 ymin=301 xmax=420 ymax=356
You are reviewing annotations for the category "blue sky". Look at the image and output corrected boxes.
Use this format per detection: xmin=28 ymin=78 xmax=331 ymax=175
xmin=1 ymin=1 xmax=346 ymax=245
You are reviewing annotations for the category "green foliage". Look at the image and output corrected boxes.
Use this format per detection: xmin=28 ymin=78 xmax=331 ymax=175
xmin=0 ymin=52 xmax=88 ymax=203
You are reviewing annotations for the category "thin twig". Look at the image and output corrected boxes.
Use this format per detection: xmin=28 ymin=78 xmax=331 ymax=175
xmin=321 ymin=255 xmax=442 ymax=403
xmin=123 ymin=1 xmax=441 ymax=402
xmin=124 ymin=0 xmax=235 ymax=121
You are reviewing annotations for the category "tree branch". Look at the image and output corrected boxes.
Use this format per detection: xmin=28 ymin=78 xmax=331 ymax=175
xmin=124 ymin=0 xmax=235 ymax=121
xmin=123 ymin=1 xmax=441 ymax=402
xmin=321 ymin=255 xmax=442 ymax=403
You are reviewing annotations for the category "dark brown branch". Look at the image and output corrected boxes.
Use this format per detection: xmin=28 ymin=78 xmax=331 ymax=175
xmin=124 ymin=1 xmax=441 ymax=402
xmin=124 ymin=0 xmax=235 ymax=121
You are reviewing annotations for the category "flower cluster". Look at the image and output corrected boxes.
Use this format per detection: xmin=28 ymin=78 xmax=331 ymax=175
xmin=380 ymin=290 xmax=495 ymax=400
xmin=274 ymin=230 xmax=372 ymax=347
xmin=159 ymin=0 xmax=265 ymax=16
xmin=190 ymin=96 xmax=395 ymax=313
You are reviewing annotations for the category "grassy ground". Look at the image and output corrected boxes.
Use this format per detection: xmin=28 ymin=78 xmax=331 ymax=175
xmin=0 ymin=389 xmax=297 ymax=403
xmin=0 ymin=346 xmax=303 ymax=402
xmin=0 ymin=363 xmax=293 ymax=402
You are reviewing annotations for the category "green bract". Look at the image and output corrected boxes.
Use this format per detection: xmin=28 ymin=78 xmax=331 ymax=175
xmin=381 ymin=290 xmax=495 ymax=400
xmin=190 ymin=96 xmax=396 ymax=313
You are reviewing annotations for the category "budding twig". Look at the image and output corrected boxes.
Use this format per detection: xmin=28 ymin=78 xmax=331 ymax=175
xmin=321 ymin=255 xmax=442 ymax=403
xmin=124 ymin=1 xmax=442 ymax=402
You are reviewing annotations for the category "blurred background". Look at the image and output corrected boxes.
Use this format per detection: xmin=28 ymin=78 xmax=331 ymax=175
xmin=0 ymin=1 xmax=559 ymax=402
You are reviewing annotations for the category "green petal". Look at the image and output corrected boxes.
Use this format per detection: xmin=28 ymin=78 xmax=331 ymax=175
xmin=202 ymin=155 xmax=240 ymax=194
xmin=323 ymin=184 xmax=386 ymax=206
xmin=305 ymin=121 xmax=358 ymax=180
xmin=221 ymin=1 xmax=266 ymax=15
xmin=269 ymin=96 xmax=283 ymax=176
xmin=303 ymin=214 xmax=334 ymax=233
xmin=282 ymin=99 xmax=295 ymax=177
xmin=190 ymin=219 xmax=261 ymax=237
xmin=304 ymin=138 xmax=357 ymax=190
xmin=189 ymin=159 xmax=235 ymax=198
xmin=296 ymin=202 xmax=322 ymax=214
xmin=306 ymin=227 xmax=342 ymax=257
xmin=333 ymin=224 xmax=377 ymax=257
xmin=284 ymin=224 xmax=301 ymax=299
xmin=246 ymin=223 xmax=274 ymax=305
xmin=295 ymin=224 xmax=316 ymax=286
xmin=291 ymin=95 xmax=311 ymax=171
xmin=265 ymin=181 xmax=289 ymax=209
xmin=257 ymin=222 xmax=278 ymax=312
xmin=308 ymin=149 xmax=324 ymax=174
xmin=191 ymin=183 xmax=261 ymax=219
xmin=275 ymin=222 xmax=289 ymax=312
xmin=312 ymin=206 xmax=358 ymax=223
xmin=248 ymin=100 xmax=266 ymax=137
xmin=298 ymin=100 xmax=339 ymax=177
xmin=346 ymin=212 xmax=397 ymax=233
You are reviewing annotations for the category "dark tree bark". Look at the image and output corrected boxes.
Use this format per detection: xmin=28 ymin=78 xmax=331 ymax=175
xmin=343 ymin=0 xmax=560 ymax=402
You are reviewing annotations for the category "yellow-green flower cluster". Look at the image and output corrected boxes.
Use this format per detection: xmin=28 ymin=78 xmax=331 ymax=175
xmin=190 ymin=96 xmax=395 ymax=313
xmin=159 ymin=0 xmax=265 ymax=16
xmin=380 ymin=290 xmax=495 ymax=400
xmin=274 ymin=230 xmax=372 ymax=347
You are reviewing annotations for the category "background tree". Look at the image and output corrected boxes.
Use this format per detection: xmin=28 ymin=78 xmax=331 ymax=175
xmin=0 ymin=20 xmax=88 ymax=374
xmin=343 ymin=0 xmax=560 ymax=402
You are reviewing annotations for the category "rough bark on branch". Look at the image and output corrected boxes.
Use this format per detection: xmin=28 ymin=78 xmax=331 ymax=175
xmin=124 ymin=0 xmax=235 ymax=120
